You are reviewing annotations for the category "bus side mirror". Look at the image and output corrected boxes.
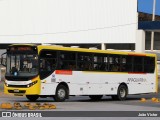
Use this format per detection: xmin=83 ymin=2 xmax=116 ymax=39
xmin=1 ymin=52 xmax=6 ymax=67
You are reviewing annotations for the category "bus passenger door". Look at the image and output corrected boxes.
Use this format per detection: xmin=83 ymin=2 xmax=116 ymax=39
xmin=39 ymin=50 xmax=58 ymax=95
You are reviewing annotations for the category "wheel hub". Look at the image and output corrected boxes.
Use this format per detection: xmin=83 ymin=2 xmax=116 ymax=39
xmin=120 ymin=88 xmax=126 ymax=98
xmin=58 ymin=89 xmax=65 ymax=99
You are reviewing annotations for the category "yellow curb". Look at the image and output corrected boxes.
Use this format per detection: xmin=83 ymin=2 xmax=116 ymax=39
xmin=151 ymin=97 xmax=157 ymax=102
xmin=23 ymin=102 xmax=30 ymax=107
xmin=0 ymin=103 xmax=13 ymax=109
xmin=14 ymin=102 xmax=21 ymax=107
xmin=0 ymin=102 xmax=57 ymax=110
xmin=28 ymin=105 xmax=36 ymax=110
xmin=39 ymin=106 xmax=45 ymax=110
xmin=49 ymin=104 xmax=56 ymax=109
xmin=152 ymin=98 xmax=159 ymax=103
xmin=140 ymin=98 xmax=146 ymax=102
xmin=14 ymin=106 xmax=22 ymax=110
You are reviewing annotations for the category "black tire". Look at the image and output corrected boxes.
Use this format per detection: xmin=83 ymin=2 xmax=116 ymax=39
xmin=118 ymin=85 xmax=128 ymax=100
xmin=54 ymin=85 xmax=68 ymax=102
xmin=112 ymin=85 xmax=128 ymax=101
xmin=89 ymin=95 xmax=103 ymax=101
xmin=26 ymin=95 xmax=39 ymax=102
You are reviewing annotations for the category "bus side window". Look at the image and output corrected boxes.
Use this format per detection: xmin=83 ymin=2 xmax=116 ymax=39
xmin=121 ymin=56 xmax=133 ymax=72
xmin=93 ymin=53 xmax=108 ymax=71
xmin=133 ymin=56 xmax=143 ymax=72
xmin=144 ymin=57 xmax=155 ymax=73
xmin=109 ymin=55 xmax=120 ymax=72
xmin=39 ymin=50 xmax=57 ymax=80
xmin=99 ymin=63 xmax=108 ymax=71
xmin=58 ymin=51 xmax=76 ymax=70
xmin=121 ymin=57 xmax=126 ymax=71
xmin=77 ymin=52 xmax=93 ymax=71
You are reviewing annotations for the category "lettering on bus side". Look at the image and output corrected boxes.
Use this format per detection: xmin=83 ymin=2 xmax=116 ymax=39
xmin=127 ymin=78 xmax=147 ymax=82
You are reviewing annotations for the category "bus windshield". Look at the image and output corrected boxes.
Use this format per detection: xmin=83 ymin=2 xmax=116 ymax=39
xmin=6 ymin=54 xmax=38 ymax=78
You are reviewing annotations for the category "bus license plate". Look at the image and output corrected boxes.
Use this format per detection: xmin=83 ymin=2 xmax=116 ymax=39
xmin=14 ymin=89 xmax=19 ymax=92
xmin=14 ymin=94 xmax=23 ymax=96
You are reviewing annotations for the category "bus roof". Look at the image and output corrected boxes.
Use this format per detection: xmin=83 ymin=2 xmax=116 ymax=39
xmin=37 ymin=45 xmax=156 ymax=57
xmin=9 ymin=44 xmax=156 ymax=57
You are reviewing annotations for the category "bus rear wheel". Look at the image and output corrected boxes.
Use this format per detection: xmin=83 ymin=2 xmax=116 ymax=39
xmin=112 ymin=84 xmax=128 ymax=101
xmin=26 ymin=95 xmax=39 ymax=102
xmin=54 ymin=85 xmax=68 ymax=102
xmin=89 ymin=95 xmax=103 ymax=101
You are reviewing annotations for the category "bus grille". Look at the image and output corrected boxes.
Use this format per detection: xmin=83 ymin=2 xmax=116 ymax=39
xmin=8 ymin=85 xmax=28 ymax=88
xmin=8 ymin=90 xmax=26 ymax=94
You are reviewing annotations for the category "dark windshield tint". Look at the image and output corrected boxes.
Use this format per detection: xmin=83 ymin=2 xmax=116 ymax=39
xmin=6 ymin=54 xmax=38 ymax=78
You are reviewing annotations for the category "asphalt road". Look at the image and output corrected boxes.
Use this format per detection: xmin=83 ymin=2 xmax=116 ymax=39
xmin=0 ymin=93 xmax=160 ymax=120
xmin=0 ymin=93 xmax=160 ymax=111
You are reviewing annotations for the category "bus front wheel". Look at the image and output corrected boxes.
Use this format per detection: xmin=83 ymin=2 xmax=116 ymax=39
xmin=54 ymin=85 xmax=68 ymax=102
xmin=89 ymin=95 xmax=103 ymax=101
xmin=112 ymin=84 xmax=128 ymax=101
xmin=26 ymin=95 xmax=39 ymax=102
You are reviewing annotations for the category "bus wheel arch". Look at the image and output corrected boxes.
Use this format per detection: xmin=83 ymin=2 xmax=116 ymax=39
xmin=112 ymin=83 xmax=128 ymax=101
xmin=54 ymin=82 xmax=69 ymax=102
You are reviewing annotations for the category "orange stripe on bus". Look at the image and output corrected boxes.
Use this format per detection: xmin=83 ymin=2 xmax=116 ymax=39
xmin=55 ymin=70 xmax=72 ymax=75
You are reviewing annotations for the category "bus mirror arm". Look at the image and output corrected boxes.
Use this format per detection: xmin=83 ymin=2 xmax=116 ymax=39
xmin=1 ymin=52 xmax=6 ymax=67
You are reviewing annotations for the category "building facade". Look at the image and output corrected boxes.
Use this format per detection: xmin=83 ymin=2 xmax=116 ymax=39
xmin=0 ymin=0 xmax=159 ymax=52
xmin=0 ymin=0 xmax=137 ymax=45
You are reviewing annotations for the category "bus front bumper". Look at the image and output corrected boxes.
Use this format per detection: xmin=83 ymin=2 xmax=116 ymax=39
xmin=4 ymin=82 xmax=40 ymax=96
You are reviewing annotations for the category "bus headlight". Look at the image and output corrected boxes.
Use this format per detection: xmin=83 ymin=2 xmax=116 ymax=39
xmin=27 ymin=80 xmax=38 ymax=88
xmin=4 ymin=80 xmax=8 ymax=87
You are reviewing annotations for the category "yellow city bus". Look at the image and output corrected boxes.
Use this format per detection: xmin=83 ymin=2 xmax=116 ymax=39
xmin=2 ymin=44 xmax=158 ymax=102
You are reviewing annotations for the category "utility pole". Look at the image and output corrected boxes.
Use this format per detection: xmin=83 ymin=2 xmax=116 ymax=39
xmin=151 ymin=0 xmax=156 ymax=51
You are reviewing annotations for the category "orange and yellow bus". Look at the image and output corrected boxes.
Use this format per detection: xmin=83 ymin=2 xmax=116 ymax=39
xmin=2 ymin=44 xmax=158 ymax=102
